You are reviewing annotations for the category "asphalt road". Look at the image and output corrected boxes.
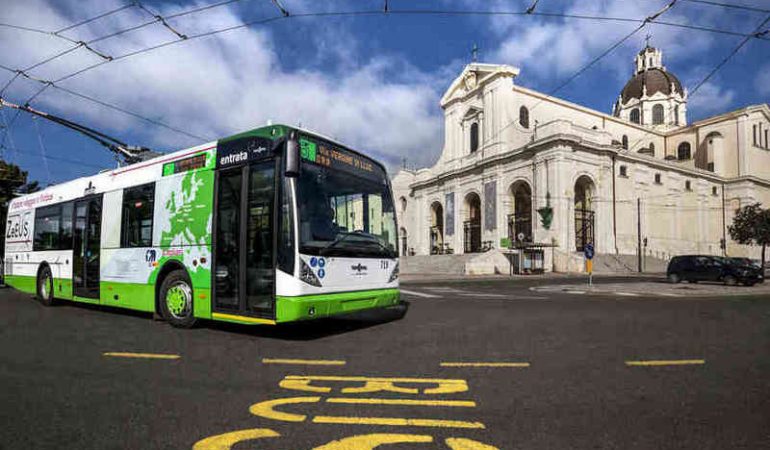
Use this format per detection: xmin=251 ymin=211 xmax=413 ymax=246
xmin=1 ymin=276 xmax=769 ymax=449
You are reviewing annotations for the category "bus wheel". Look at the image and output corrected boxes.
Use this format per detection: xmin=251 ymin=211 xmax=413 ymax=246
xmin=36 ymin=266 xmax=56 ymax=306
xmin=159 ymin=270 xmax=197 ymax=328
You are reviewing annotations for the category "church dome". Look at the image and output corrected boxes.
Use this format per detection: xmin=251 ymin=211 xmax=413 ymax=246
xmin=620 ymin=67 xmax=683 ymax=103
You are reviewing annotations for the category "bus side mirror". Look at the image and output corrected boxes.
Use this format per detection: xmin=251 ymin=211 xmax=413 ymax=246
xmin=285 ymin=132 xmax=300 ymax=178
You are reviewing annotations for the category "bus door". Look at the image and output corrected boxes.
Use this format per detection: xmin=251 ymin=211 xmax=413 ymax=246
xmin=73 ymin=196 xmax=102 ymax=299
xmin=213 ymin=161 xmax=276 ymax=318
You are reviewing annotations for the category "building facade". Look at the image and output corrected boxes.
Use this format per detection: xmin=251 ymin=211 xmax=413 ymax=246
xmin=393 ymin=46 xmax=770 ymax=272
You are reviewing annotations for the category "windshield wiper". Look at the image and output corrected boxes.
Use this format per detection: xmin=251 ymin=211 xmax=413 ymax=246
xmin=318 ymin=232 xmax=358 ymax=255
xmin=318 ymin=231 xmax=396 ymax=258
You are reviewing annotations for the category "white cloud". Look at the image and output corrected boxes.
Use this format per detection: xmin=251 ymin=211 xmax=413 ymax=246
xmin=687 ymin=82 xmax=736 ymax=117
xmin=486 ymin=0 xmax=718 ymax=85
xmin=0 ymin=0 xmax=444 ymax=170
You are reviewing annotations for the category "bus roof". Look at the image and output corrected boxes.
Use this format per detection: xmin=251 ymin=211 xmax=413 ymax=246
xmin=9 ymin=124 xmax=388 ymax=211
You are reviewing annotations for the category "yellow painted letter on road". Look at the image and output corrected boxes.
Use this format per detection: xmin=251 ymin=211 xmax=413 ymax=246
xmin=248 ymin=396 xmax=320 ymax=422
xmin=314 ymin=433 xmax=433 ymax=449
xmin=193 ymin=428 xmax=279 ymax=450
xmin=280 ymin=377 xmax=333 ymax=393
xmin=280 ymin=375 xmax=468 ymax=395
xmin=445 ymin=437 xmax=499 ymax=450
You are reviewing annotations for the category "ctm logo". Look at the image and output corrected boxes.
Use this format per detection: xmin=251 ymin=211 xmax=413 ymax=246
xmin=351 ymin=263 xmax=367 ymax=273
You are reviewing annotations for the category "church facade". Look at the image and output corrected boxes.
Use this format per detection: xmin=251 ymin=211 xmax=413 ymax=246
xmin=392 ymin=46 xmax=770 ymax=272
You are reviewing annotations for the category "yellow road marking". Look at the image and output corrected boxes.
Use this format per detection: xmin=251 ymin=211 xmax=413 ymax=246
xmin=625 ymin=359 xmax=705 ymax=366
xmin=326 ymin=398 xmax=476 ymax=407
xmin=284 ymin=375 xmax=466 ymax=383
xmin=193 ymin=428 xmax=280 ymax=450
xmin=262 ymin=358 xmax=346 ymax=366
xmin=249 ymin=396 xmax=484 ymax=428
xmin=103 ymin=352 xmax=180 ymax=360
xmin=249 ymin=396 xmax=320 ymax=422
xmin=313 ymin=415 xmax=485 ymax=429
xmin=440 ymin=362 xmax=530 ymax=368
xmin=282 ymin=375 xmax=468 ymax=395
xmin=212 ymin=312 xmax=276 ymax=325
xmin=314 ymin=434 xmax=433 ymax=449
xmin=445 ymin=437 xmax=500 ymax=449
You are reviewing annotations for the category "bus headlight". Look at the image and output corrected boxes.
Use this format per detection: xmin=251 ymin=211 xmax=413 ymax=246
xmin=388 ymin=261 xmax=399 ymax=283
xmin=300 ymin=259 xmax=322 ymax=287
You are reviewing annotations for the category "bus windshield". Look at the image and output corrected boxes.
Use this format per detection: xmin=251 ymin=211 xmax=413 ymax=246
xmin=297 ymin=162 xmax=397 ymax=259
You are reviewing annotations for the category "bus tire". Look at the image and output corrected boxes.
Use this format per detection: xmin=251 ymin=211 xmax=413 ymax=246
xmin=36 ymin=265 xmax=56 ymax=306
xmin=159 ymin=269 xmax=197 ymax=328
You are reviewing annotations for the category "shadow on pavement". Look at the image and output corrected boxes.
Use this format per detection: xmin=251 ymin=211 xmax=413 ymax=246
xmin=201 ymin=302 xmax=410 ymax=341
xmin=38 ymin=294 xmax=410 ymax=341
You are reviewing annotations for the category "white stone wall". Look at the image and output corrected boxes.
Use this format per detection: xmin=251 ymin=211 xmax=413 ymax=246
xmin=394 ymin=63 xmax=770 ymax=271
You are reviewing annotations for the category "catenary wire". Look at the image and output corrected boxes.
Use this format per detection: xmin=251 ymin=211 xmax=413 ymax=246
xmin=1 ymin=2 xmax=766 ymax=167
xmin=31 ymin=116 xmax=52 ymax=184
xmin=690 ymin=13 xmax=770 ymax=96
xmin=54 ymin=2 xmax=136 ymax=35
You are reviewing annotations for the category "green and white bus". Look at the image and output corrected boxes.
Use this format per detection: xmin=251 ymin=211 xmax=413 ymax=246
xmin=3 ymin=125 xmax=401 ymax=327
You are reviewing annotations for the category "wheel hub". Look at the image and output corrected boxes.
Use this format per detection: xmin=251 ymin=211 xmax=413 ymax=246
xmin=166 ymin=283 xmax=191 ymax=319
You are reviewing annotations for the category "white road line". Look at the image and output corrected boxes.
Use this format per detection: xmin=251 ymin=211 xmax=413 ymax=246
xmin=423 ymin=287 xmax=464 ymax=292
xmin=615 ymin=292 xmax=641 ymax=297
xmin=457 ymin=293 xmax=507 ymax=298
xmin=400 ymin=289 xmax=440 ymax=298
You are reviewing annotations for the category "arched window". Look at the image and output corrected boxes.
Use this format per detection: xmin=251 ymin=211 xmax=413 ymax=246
xmin=400 ymin=197 xmax=407 ymax=213
xmin=677 ymin=142 xmax=691 ymax=160
xmin=621 ymin=135 xmax=628 ymax=150
xmin=675 ymin=104 xmax=680 ymax=125
xmin=519 ymin=106 xmax=530 ymax=129
xmin=470 ymin=122 xmax=479 ymax=153
xmin=619 ymin=165 xmax=628 ymax=177
xmin=652 ymin=104 xmax=664 ymax=125
xmin=630 ymin=108 xmax=640 ymax=124
xmin=649 ymin=143 xmax=655 ymax=153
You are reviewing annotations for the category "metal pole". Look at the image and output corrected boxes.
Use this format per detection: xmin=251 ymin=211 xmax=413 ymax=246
xmin=637 ymin=197 xmax=642 ymax=273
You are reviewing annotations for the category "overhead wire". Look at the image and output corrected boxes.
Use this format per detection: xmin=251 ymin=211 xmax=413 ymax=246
xmin=689 ymin=13 xmax=770 ymax=96
xmin=0 ymin=108 xmax=18 ymax=163
xmin=681 ymin=0 xmax=770 ymax=14
xmin=31 ymin=117 xmax=52 ymax=185
xmin=0 ymin=65 xmax=208 ymax=144
xmin=0 ymin=0 xmax=766 ymax=173
xmin=54 ymin=2 xmax=136 ymax=35
xmin=134 ymin=1 xmax=188 ymax=39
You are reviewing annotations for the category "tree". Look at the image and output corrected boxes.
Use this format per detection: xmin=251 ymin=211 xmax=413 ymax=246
xmin=0 ymin=160 xmax=40 ymax=256
xmin=728 ymin=203 xmax=770 ymax=268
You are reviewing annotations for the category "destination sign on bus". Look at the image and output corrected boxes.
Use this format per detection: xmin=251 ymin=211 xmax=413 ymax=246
xmin=162 ymin=153 xmax=207 ymax=176
xmin=299 ymin=136 xmax=382 ymax=181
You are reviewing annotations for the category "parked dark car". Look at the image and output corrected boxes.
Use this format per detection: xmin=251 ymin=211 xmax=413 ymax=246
xmin=729 ymin=257 xmax=764 ymax=283
xmin=667 ymin=255 xmax=763 ymax=286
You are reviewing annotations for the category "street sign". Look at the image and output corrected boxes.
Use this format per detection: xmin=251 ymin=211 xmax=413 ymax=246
xmin=584 ymin=243 xmax=594 ymax=260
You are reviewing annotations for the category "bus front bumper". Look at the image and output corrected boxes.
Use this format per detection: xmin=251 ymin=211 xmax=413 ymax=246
xmin=275 ymin=288 xmax=401 ymax=323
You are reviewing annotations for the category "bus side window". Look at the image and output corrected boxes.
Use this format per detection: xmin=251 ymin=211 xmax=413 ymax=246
xmin=33 ymin=205 xmax=62 ymax=251
xmin=60 ymin=202 xmax=73 ymax=250
xmin=121 ymin=183 xmax=156 ymax=248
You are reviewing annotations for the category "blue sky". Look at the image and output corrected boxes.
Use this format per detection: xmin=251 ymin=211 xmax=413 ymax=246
xmin=0 ymin=0 xmax=768 ymax=185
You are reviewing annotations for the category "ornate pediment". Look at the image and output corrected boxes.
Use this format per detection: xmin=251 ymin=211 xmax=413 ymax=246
xmin=440 ymin=63 xmax=520 ymax=108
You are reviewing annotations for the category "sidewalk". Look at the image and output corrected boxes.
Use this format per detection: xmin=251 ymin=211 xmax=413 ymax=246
xmin=530 ymin=280 xmax=770 ymax=298
xmin=400 ymin=271 xmax=662 ymax=284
